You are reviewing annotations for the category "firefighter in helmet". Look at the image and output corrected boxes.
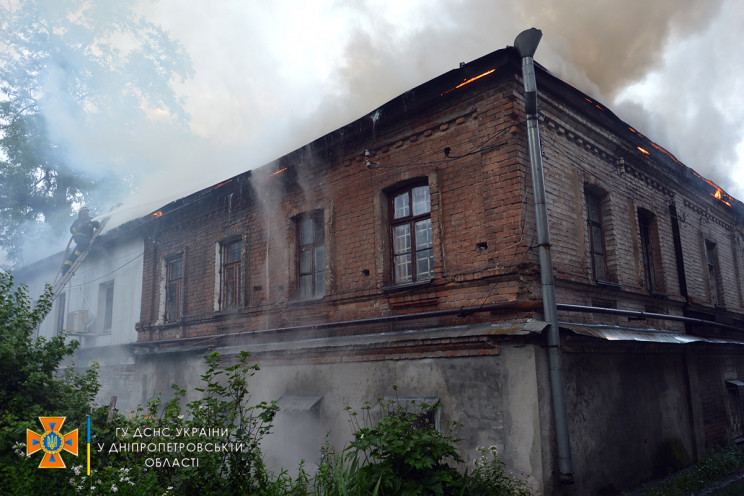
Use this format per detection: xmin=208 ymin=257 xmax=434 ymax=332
xmin=61 ymin=207 xmax=101 ymax=275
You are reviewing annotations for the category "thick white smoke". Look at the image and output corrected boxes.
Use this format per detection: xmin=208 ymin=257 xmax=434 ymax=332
xmin=17 ymin=0 xmax=744 ymax=264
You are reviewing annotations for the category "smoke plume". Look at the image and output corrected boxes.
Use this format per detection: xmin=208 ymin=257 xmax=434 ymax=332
xmin=16 ymin=0 xmax=744 ymax=264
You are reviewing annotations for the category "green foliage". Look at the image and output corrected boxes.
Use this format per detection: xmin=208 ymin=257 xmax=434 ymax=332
xmin=70 ymin=351 xmax=283 ymax=495
xmin=636 ymin=444 xmax=744 ymax=496
xmin=0 ymin=0 xmax=193 ymax=263
xmin=313 ymin=439 xmax=379 ymax=496
xmin=345 ymin=398 xmax=462 ymax=496
xmin=0 ymin=287 xmax=532 ymax=496
xmin=463 ymin=446 xmax=532 ymax=496
xmin=314 ymin=392 xmax=532 ymax=496
xmin=0 ymin=271 xmax=100 ymax=494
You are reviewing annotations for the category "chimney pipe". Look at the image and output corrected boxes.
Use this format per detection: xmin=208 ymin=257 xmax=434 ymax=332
xmin=514 ymin=27 xmax=575 ymax=484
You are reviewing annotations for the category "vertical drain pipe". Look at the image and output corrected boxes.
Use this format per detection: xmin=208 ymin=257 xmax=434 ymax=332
xmin=514 ymin=28 xmax=574 ymax=484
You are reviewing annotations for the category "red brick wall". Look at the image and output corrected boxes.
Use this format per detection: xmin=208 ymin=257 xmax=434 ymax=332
xmin=137 ymin=75 xmax=539 ymax=343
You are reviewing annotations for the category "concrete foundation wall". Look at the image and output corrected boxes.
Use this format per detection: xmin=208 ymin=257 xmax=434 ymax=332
xmin=562 ymin=347 xmax=695 ymax=495
xmin=124 ymin=343 xmax=546 ymax=494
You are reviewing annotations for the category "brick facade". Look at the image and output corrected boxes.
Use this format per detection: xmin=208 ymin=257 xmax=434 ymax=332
xmin=136 ymin=56 xmax=539 ymax=346
xmin=125 ymin=46 xmax=744 ymax=494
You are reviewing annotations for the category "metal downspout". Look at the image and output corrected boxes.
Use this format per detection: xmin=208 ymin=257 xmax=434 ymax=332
xmin=514 ymin=28 xmax=574 ymax=484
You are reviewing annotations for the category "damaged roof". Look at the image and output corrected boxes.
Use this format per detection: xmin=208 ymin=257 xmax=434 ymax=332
xmin=118 ymin=44 xmax=744 ymax=227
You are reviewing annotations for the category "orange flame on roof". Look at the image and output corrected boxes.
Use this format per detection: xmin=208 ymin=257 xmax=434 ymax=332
xmin=637 ymin=146 xmax=650 ymax=155
xmin=214 ymin=179 xmax=233 ymax=188
xmin=703 ymin=177 xmax=732 ymax=207
xmin=442 ymin=69 xmax=496 ymax=95
xmin=649 ymin=143 xmax=682 ymax=165
xmin=688 ymin=170 xmax=732 ymax=207
xmin=152 ymin=211 xmax=163 ymax=217
xmin=271 ymin=168 xmax=288 ymax=176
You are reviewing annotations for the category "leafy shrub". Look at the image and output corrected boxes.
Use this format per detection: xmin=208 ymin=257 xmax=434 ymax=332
xmin=0 ymin=273 xmax=99 ymax=495
xmin=69 ymin=351 xmax=282 ymax=495
xmin=317 ymin=392 xmax=533 ymax=496
xmin=0 ymin=272 xmax=532 ymax=495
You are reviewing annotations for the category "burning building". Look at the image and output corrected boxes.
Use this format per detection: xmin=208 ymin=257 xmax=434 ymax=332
xmin=17 ymin=37 xmax=744 ymax=495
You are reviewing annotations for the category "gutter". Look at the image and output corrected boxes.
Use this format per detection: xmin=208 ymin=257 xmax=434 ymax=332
xmin=514 ymin=28 xmax=574 ymax=484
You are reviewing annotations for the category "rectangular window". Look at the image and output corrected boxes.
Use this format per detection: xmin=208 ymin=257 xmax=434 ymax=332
xmin=638 ymin=209 xmax=657 ymax=292
xmin=298 ymin=213 xmax=325 ymax=299
xmin=220 ymin=239 xmax=242 ymax=310
xmin=705 ymin=240 xmax=722 ymax=305
xmin=726 ymin=380 xmax=744 ymax=439
xmin=390 ymin=184 xmax=433 ymax=284
xmin=55 ymin=292 xmax=66 ymax=336
xmin=165 ymin=256 xmax=183 ymax=322
xmin=98 ymin=281 xmax=114 ymax=333
xmin=586 ymin=191 xmax=607 ymax=282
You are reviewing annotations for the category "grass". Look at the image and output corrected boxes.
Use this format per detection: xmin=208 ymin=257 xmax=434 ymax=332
xmin=632 ymin=444 xmax=744 ymax=496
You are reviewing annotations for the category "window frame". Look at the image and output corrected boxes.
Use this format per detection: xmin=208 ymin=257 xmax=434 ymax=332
xmin=388 ymin=183 xmax=434 ymax=285
xmin=726 ymin=380 xmax=744 ymax=439
xmin=55 ymin=292 xmax=66 ymax=336
xmin=296 ymin=211 xmax=326 ymax=300
xmin=638 ymin=209 xmax=659 ymax=293
xmin=585 ymin=189 xmax=608 ymax=283
xmin=705 ymin=239 xmax=723 ymax=306
xmin=164 ymin=255 xmax=183 ymax=322
xmin=98 ymin=281 xmax=115 ymax=333
xmin=219 ymin=238 xmax=243 ymax=311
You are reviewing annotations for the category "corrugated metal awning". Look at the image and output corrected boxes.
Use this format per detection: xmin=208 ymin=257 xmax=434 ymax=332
xmin=560 ymin=323 xmax=744 ymax=345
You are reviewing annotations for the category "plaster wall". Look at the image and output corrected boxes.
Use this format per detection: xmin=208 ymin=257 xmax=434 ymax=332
xmin=132 ymin=343 xmax=546 ymax=494
xmin=562 ymin=348 xmax=695 ymax=495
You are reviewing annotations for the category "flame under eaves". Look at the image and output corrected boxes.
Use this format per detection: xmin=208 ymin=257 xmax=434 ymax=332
xmin=442 ymin=69 xmax=497 ymax=95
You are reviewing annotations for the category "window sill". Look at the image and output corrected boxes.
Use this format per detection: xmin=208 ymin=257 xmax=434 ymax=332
xmin=214 ymin=309 xmax=241 ymax=317
xmin=382 ymin=279 xmax=433 ymax=293
xmin=290 ymin=295 xmax=326 ymax=305
xmin=158 ymin=321 xmax=181 ymax=329
xmin=596 ymin=280 xmax=622 ymax=289
xmin=649 ymin=290 xmax=669 ymax=298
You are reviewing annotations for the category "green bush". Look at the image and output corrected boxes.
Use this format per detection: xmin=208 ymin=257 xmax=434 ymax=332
xmin=315 ymin=393 xmax=532 ymax=496
xmin=636 ymin=444 xmax=744 ymax=496
xmin=1 ymin=271 xmax=533 ymax=495
xmin=0 ymin=272 xmax=99 ymax=495
xmin=69 ymin=351 xmax=283 ymax=495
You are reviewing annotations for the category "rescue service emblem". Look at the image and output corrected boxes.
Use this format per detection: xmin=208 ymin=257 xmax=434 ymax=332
xmin=26 ymin=416 xmax=79 ymax=468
